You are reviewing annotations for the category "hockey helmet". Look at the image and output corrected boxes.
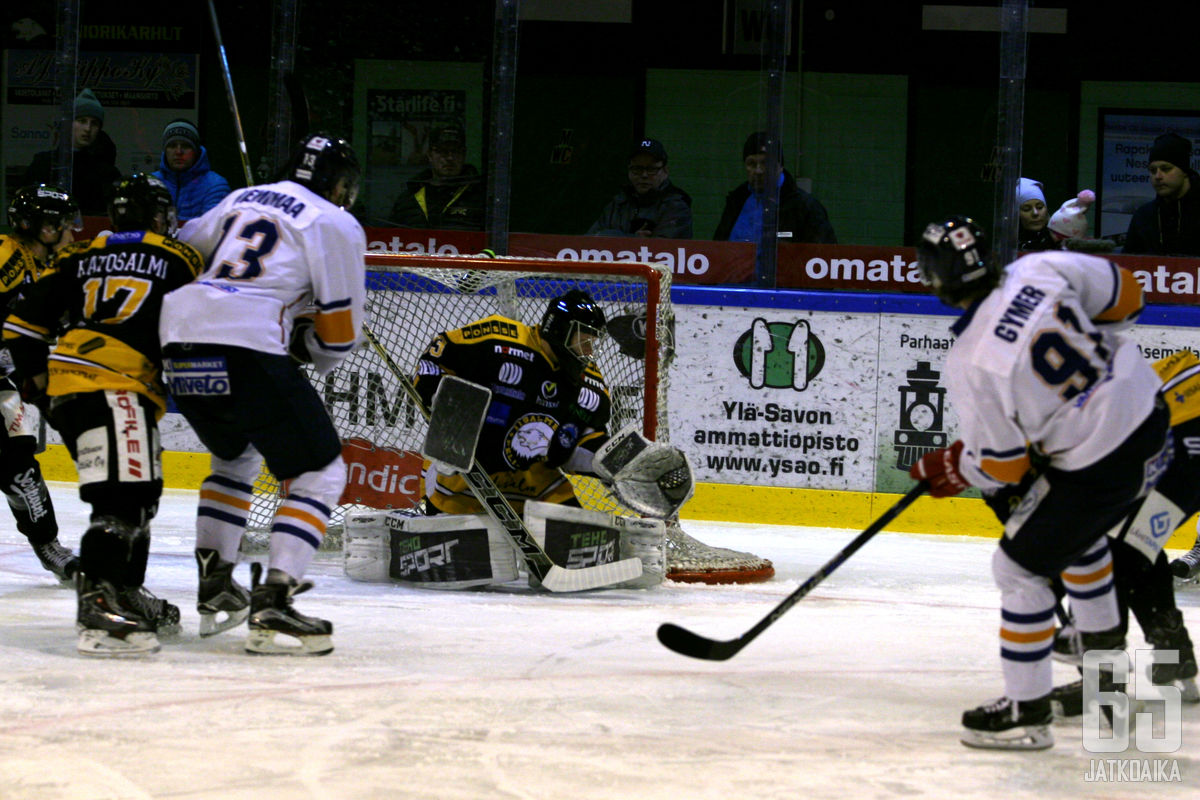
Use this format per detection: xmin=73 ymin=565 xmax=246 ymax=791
xmin=7 ymin=184 xmax=80 ymax=240
xmin=916 ymin=215 xmax=999 ymax=306
xmin=540 ymin=289 xmax=607 ymax=380
xmin=108 ymin=173 xmax=176 ymax=234
xmin=286 ymin=132 xmax=361 ymax=208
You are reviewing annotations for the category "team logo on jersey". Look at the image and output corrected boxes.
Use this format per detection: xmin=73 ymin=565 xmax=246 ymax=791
xmin=541 ymin=380 xmax=558 ymax=400
xmin=503 ymin=412 xmax=557 ymax=468
xmin=732 ymin=319 xmax=824 ymax=391
xmin=498 ymin=362 xmax=523 ymax=385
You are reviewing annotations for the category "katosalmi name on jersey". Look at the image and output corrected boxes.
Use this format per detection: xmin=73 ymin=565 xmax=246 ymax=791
xmin=945 ymin=250 xmax=1160 ymax=490
xmin=159 ymin=179 xmax=366 ymax=375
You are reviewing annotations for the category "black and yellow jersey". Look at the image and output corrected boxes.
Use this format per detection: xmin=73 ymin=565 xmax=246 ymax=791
xmin=414 ymin=314 xmax=612 ymax=475
xmin=2 ymin=230 xmax=203 ymax=414
xmin=0 ymin=234 xmax=49 ymax=313
xmin=1156 ymin=349 xmax=1200 ymax=427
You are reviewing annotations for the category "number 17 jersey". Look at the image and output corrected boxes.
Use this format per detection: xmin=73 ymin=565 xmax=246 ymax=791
xmin=159 ymin=179 xmax=366 ymax=376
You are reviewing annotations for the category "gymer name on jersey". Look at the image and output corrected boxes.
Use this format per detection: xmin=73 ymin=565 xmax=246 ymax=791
xmin=232 ymin=188 xmax=307 ymax=218
xmin=993 ymin=285 xmax=1046 ymax=342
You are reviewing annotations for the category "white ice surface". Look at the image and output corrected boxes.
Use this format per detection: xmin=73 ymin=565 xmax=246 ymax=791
xmin=1 ymin=483 xmax=1197 ymax=800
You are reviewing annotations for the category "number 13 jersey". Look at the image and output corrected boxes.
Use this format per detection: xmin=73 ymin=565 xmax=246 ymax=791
xmin=159 ymin=179 xmax=366 ymax=376
xmin=945 ymin=250 xmax=1159 ymax=491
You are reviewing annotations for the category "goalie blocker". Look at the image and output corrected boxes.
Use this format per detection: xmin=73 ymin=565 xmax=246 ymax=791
xmin=345 ymin=501 xmax=664 ymax=590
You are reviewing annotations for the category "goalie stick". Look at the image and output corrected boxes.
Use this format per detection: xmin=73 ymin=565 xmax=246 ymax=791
xmin=360 ymin=324 xmax=643 ymax=592
xmin=657 ymin=482 xmax=927 ymax=660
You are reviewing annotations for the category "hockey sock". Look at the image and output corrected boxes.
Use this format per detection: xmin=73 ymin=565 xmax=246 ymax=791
xmin=0 ymin=436 xmax=58 ymax=545
xmin=79 ymin=516 xmax=149 ymax=587
xmin=268 ymin=493 xmax=331 ymax=580
xmin=1060 ymin=538 xmax=1120 ymax=633
xmin=993 ymin=548 xmax=1056 ymax=699
xmin=197 ymin=474 xmax=254 ymax=563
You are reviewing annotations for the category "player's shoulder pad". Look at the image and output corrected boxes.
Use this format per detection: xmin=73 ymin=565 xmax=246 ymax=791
xmin=154 ymin=233 xmax=206 ymax=276
xmin=1154 ymin=349 xmax=1200 ymax=382
xmin=445 ymin=315 xmax=530 ymax=346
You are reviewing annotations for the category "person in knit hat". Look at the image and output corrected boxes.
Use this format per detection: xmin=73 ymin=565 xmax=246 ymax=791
xmin=1015 ymin=177 xmax=1055 ymax=251
xmin=151 ymin=119 xmax=231 ymax=224
xmin=713 ymin=131 xmax=836 ymax=244
xmin=1048 ymin=190 xmax=1095 ymax=242
xmin=21 ymin=88 xmax=121 ymax=216
xmin=1124 ymin=132 xmax=1200 ymax=256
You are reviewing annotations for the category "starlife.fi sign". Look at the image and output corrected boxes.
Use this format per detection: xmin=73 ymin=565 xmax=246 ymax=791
xmin=732 ymin=319 xmax=825 ymax=390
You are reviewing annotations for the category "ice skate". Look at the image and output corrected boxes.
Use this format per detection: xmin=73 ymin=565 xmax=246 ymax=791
xmin=76 ymin=574 xmax=160 ymax=656
xmin=32 ymin=539 xmax=79 ymax=584
xmin=1048 ymin=679 xmax=1083 ymax=719
xmin=245 ymin=565 xmax=333 ymax=656
xmin=961 ymin=695 xmax=1053 ymax=750
xmin=196 ymin=548 xmax=250 ymax=637
xmin=1171 ymin=544 xmax=1200 ymax=585
xmin=119 ymin=585 xmax=182 ymax=637
xmin=1051 ymin=624 xmax=1123 ymax=667
xmin=1145 ymin=609 xmax=1200 ymax=703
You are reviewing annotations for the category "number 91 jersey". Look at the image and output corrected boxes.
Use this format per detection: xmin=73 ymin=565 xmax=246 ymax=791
xmin=945 ymin=250 xmax=1160 ymax=491
xmin=159 ymin=179 xmax=366 ymax=376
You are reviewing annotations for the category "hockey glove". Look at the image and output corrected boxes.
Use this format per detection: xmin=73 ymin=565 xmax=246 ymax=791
xmin=909 ymin=440 xmax=969 ymax=498
xmin=289 ymin=315 xmax=316 ymax=364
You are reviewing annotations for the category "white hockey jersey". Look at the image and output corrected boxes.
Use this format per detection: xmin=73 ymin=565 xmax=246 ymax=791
xmin=159 ymin=179 xmax=366 ymax=376
xmin=945 ymin=250 xmax=1158 ymax=491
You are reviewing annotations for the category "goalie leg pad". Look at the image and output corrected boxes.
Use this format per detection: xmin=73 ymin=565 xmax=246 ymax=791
xmin=344 ymin=509 xmax=520 ymax=588
xmin=524 ymin=500 xmax=664 ymax=589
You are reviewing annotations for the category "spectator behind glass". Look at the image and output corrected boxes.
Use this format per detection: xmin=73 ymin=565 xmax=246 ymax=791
xmin=390 ymin=124 xmax=485 ymax=230
xmin=151 ymin=119 xmax=231 ymax=223
xmin=713 ymin=131 xmax=836 ymax=244
xmin=587 ymin=138 xmax=692 ymax=238
xmin=1016 ymin=177 xmax=1056 ymax=251
xmin=22 ymin=89 xmax=121 ymax=216
xmin=1124 ymin=132 xmax=1200 ymax=256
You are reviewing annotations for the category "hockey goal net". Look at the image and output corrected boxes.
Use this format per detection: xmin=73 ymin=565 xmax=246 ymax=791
xmin=245 ymin=252 xmax=772 ymax=584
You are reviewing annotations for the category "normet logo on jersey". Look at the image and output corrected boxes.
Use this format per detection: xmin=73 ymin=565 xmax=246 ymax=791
xmin=732 ymin=319 xmax=824 ymax=391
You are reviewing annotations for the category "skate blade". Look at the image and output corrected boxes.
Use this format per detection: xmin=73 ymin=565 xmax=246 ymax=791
xmin=77 ymin=629 xmax=160 ymax=657
xmin=199 ymin=607 xmax=250 ymax=637
xmin=960 ymin=724 xmax=1053 ymax=751
xmin=245 ymin=629 xmax=333 ymax=656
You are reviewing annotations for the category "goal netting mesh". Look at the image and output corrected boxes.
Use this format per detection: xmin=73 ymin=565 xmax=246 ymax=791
xmin=244 ymin=252 xmax=772 ymax=584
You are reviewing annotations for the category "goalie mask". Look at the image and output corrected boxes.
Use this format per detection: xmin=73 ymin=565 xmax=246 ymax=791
xmin=286 ymin=132 xmax=361 ymax=209
xmin=916 ymin=215 xmax=999 ymax=306
xmin=109 ymin=173 xmax=176 ymax=234
xmin=540 ymin=290 xmax=607 ymax=381
xmin=8 ymin=183 xmax=81 ymax=242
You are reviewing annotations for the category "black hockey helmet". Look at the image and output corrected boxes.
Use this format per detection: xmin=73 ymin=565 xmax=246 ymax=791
xmin=916 ymin=215 xmax=999 ymax=306
xmin=108 ymin=173 xmax=175 ymax=234
xmin=540 ymin=289 xmax=607 ymax=380
xmin=7 ymin=184 xmax=80 ymax=239
xmin=285 ymin=132 xmax=360 ymax=208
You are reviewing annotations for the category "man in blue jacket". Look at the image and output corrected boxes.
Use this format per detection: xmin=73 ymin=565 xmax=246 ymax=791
xmin=152 ymin=119 xmax=231 ymax=224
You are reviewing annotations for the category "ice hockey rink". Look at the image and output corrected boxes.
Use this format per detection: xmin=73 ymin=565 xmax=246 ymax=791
xmin=1 ymin=483 xmax=1196 ymax=800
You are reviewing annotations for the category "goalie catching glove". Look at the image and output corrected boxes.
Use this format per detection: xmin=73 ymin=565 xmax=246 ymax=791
xmin=593 ymin=424 xmax=694 ymax=518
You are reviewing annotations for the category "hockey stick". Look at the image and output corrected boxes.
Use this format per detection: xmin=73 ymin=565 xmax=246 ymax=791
xmin=359 ymin=324 xmax=643 ymax=592
xmin=207 ymin=0 xmax=254 ymax=185
xmin=657 ymin=482 xmax=928 ymax=660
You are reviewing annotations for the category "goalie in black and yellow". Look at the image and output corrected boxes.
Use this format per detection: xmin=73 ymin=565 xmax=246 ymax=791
xmin=342 ymin=290 xmax=693 ymax=591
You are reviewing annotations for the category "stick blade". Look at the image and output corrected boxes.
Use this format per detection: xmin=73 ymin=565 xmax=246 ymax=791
xmin=656 ymin=622 xmax=742 ymax=661
xmin=539 ymin=557 xmax=643 ymax=593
